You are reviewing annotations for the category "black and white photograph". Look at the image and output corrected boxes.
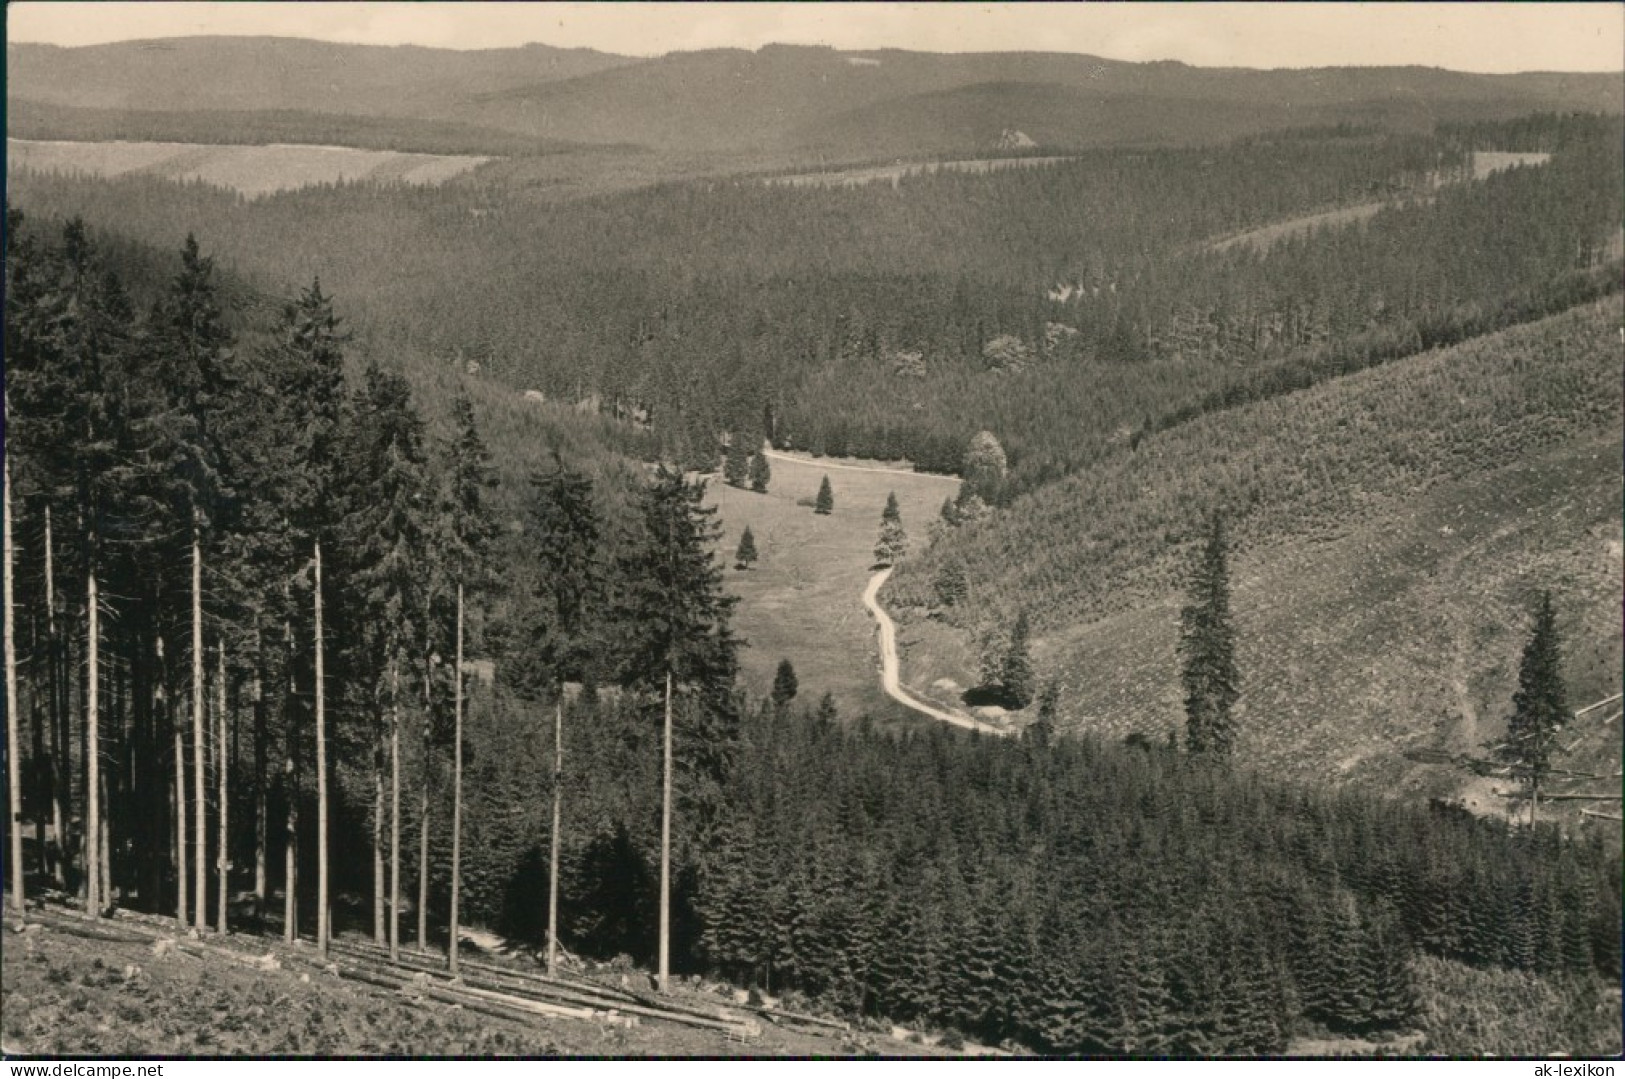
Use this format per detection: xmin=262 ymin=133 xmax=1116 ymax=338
xmin=2 ymin=0 xmax=1622 ymax=1061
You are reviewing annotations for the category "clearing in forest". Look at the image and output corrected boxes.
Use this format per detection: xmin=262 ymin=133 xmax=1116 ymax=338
xmin=1205 ymin=149 xmax=1552 ymax=255
xmin=5 ymin=138 xmax=491 ymax=198
xmin=703 ymin=448 xmax=959 ymax=720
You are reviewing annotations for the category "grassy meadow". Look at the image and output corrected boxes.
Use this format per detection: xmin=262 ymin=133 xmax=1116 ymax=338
xmin=702 ymin=450 xmax=960 ymax=722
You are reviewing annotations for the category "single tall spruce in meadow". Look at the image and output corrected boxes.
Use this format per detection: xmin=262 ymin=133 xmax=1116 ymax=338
xmin=875 ymin=492 xmax=908 ymax=566
xmin=748 ymin=447 xmax=771 ymax=494
xmin=1180 ymin=511 xmax=1239 ymax=759
xmin=771 ymin=659 xmax=799 ymax=708
xmin=814 ymin=475 xmax=834 ymax=515
xmin=734 ymin=525 xmax=758 ymax=570
xmin=1499 ymin=592 xmax=1569 ymax=826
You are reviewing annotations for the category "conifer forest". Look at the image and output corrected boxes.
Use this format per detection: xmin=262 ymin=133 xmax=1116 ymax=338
xmin=2 ymin=9 xmax=1623 ymax=1059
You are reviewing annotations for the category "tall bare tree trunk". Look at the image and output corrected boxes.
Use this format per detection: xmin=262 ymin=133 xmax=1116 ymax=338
xmin=283 ymin=654 xmax=297 ymax=944
xmin=416 ymin=660 xmax=430 ymax=953
xmin=45 ymin=505 xmax=66 ymax=889
xmin=98 ymin=768 xmax=110 ymax=912
xmin=191 ymin=518 xmax=206 ymax=933
xmin=449 ymin=583 xmax=463 ymax=977
xmin=253 ymin=667 xmax=266 ymax=926
xmin=217 ymin=642 xmax=229 ymax=934
xmin=313 ymin=540 xmax=328 ymax=955
xmin=547 ymin=698 xmax=563 ymax=977
xmin=4 ymin=447 xmax=24 ymax=915
xmin=389 ymin=654 xmax=401 ymax=961
xmin=373 ymin=738 xmax=385 ymax=944
xmin=164 ymin=637 xmax=186 ymax=928
xmin=659 ymin=669 xmax=672 ymax=992
xmin=85 ymin=566 xmax=101 ymax=917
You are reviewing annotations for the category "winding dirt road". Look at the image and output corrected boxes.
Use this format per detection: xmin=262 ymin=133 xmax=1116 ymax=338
xmin=863 ymin=567 xmax=1009 ymax=736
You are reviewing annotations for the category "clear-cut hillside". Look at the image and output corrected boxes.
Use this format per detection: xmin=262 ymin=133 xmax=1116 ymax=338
xmin=887 ymin=298 xmax=1624 ymax=798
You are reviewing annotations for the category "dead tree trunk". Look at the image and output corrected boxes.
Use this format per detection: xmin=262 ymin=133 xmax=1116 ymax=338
xmin=389 ymin=653 xmax=402 ymax=962
xmin=417 ymin=660 xmax=431 ymax=953
xmin=191 ymin=517 xmax=206 ymax=933
xmin=217 ymin=642 xmax=229 ymax=934
xmin=4 ymin=445 xmax=24 ymax=915
xmin=283 ymin=613 xmax=298 ymax=944
xmin=45 ymin=505 xmax=66 ymax=890
xmin=659 ymin=669 xmax=672 ymax=992
xmin=313 ymin=540 xmax=328 ymax=955
xmin=547 ymin=697 xmax=563 ymax=977
xmin=449 ymin=583 xmax=464 ymax=977
xmin=373 ymin=728 xmax=385 ymax=945
xmin=163 ymin=636 xmax=185 ymax=929
xmin=85 ymin=565 xmax=101 ymax=917
xmin=253 ymin=665 xmax=266 ymax=926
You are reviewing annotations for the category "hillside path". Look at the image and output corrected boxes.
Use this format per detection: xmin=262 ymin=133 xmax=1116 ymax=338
xmin=863 ymin=567 xmax=1009 ymax=736
xmin=762 ymin=448 xmax=961 ymax=484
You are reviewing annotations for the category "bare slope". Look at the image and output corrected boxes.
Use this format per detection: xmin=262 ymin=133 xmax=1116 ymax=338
xmin=886 ymin=298 xmax=1623 ymax=796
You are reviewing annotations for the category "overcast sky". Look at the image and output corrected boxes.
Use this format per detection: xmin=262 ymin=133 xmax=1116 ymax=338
xmin=7 ymin=2 xmax=1624 ymax=73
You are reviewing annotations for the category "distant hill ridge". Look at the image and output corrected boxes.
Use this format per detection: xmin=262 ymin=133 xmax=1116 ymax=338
xmin=9 ymin=37 xmax=1621 ymax=158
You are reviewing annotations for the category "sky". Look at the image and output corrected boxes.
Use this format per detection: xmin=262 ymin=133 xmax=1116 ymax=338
xmin=7 ymin=2 xmax=1624 ymax=73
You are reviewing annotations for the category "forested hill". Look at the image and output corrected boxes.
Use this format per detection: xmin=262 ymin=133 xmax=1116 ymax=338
xmin=10 ymin=114 xmax=1620 ymax=493
xmin=9 ymin=38 xmax=1621 ymax=159
xmin=885 ymin=296 xmax=1624 ymax=795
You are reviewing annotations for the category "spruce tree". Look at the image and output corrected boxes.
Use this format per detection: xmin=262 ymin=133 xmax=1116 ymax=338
xmin=934 ymin=561 xmax=969 ymax=608
xmin=734 ymin=526 xmax=758 ymax=571
xmin=1002 ymin=611 xmax=1037 ymax=709
xmin=814 ymin=476 xmax=834 ymax=516
xmin=525 ymin=451 xmax=600 ymax=689
xmin=815 ymin=692 xmax=838 ymax=724
xmin=748 ymin=448 xmax=771 ymax=494
xmin=723 ymin=436 xmax=750 ymax=489
xmin=1499 ymin=592 xmax=1569 ymax=826
xmin=156 ymin=233 xmax=238 ymax=935
xmin=268 ymin=278 xmax=349 ymax=954
xmin=522 ymin=451 xmax=598 ymax=977
xmin=771 ymin=659 xmax=799 ymax=709
xmin=344 ymin=361 xmax=435 ymax=958
xmin=1179 ymin=511 xmax=1238 ymax=759
xmin=615 ymin=465 xmax=740 ymax=991
xmin=440 ymin=394 xmax=499 ymax=973
xmin=874 ymin=492 xmax=907 ymax=566
xmin=1029 ymin=681 xmax=1059 ymax=746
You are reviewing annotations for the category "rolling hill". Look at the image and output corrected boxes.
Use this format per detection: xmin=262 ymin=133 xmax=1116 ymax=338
xmin=884 ymin=297 xmax=1624 ymax=802
xmin=10 ymin=38 xmax=1620 ymax=163
xmin=3 ymin=36 xmax=632 ymax=117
